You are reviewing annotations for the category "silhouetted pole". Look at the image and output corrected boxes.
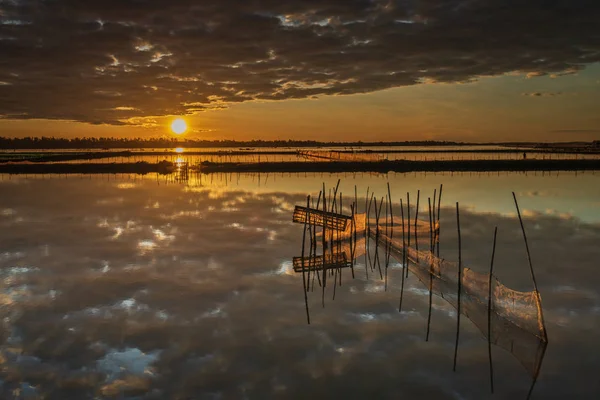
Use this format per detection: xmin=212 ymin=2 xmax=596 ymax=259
xmin=453 ymin=202 xmax=463 ymax=371
xmin=338 ymin=191 xmax=343 ymax=286
xmin=487 ymin=226 xmax=498 ymax=392
xmin=436 ymin=184 xmax=443 ymax=259
xmin=426 ymin=197 xmax=433 ymax=342
xmin=414 ymin=190 xmax=420 ymax=265
xmin=384 ymin=192 xmax=389 ymax=291
xmin=406 ymin=192 xmax=411 ymax=279
xmin=364 ymin=187 xmax=370 ymax=279
xmin=432 ymin=188 xmax=437 ymax=253
xmin=350 ymin=203 xmax=356 ymax=279
xmin=512 ymin=192 xmax=548 ymax=342
xmin=398 ymin=197 xmax=406 ymax=312
xmin=312 ymin=192 xmax=322 ymax=291
xmin=354 ymin=185 xmax=358 ymax=244
xmin=301 ymin=195 xmax=311 ymax=324
xmin=322 ymin=183 xmax=327 ymax=308
xmin=374 ymin=197 xmax=384 ymax=280
xmin=387 ymin=183 xmax=394 ymax=242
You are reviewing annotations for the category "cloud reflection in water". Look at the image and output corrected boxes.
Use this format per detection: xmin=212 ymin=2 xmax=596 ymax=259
xmin=0 ymin=175 xmax=598 ymax=399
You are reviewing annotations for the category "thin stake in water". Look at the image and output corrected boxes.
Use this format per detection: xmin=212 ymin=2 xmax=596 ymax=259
xmin=487 ymin=226 xmax=498 ymax=391
xmin=301 ymin=195 xmax=311 ymax=324
xmin=453 ymin=202 xmax=462 ymax=371
xmin=426 ymin=197 xmax=433 ymax=342
xmin=406 ymin=192 xmax=411 ymax=278
xmin=398 ymin=197 xmax=406 ymax=312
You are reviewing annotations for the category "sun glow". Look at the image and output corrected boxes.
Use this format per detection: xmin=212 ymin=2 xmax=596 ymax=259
xmin=171 ymin=118 xmax=187 ymax=135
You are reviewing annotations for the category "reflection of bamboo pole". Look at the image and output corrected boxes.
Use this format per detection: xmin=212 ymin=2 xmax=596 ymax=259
xmin=367 ymin=193 xmax=375 ymax=273
xmin=527 ymin=348 xmax=547 ymax=400
xmin=339 ymin=192 xmax=343 ymax=287
xmin=301 ymin=195 xmax=311 ymax=324
xmin=414 ymin=190 xmax=420 ymax=266
xmin=386 ymin=183 xmax=394 ymax=269
xmin=353 ymin=185 xmax=358 ymax=277
xmin=333 ymin=263 xmax=338 ymax=300
xmin=350 ymin=203 xmax=356 ymax=279
xmin=385 ymin=191 xmax=389 ymax=238
xmin=487 ymin=226 xmax=498 ymax=391
xmin=426 ymin=197 xmax=433 ymax=342
xmin=374 ymin=197 xmax=384 ymax=280
xmin=437 ymin=184 xmax=443 ymax=259
xmin=398 ymin=197 xmax=406 ymax=312
xmin=432 ymin=188 xmax=437 ymax=251
xmin=329 ymin=188 xmax=333 ymax=263
xmin=354 ymin=185 xmax=358 ymax=244
xmin=512 ymin=192 xmax=547 ymax=342
xmin=384 ymin=192 xmax=389 ymax=291
xmin=407 ymin=192 xmax=411 ymax=278
xmin=322 ymin=183 xmax=327 ymax=308
xmin=364 ymin=187 xmax=370 ymax=278
xmin=312 ymin=192 xmax=322 ymax=291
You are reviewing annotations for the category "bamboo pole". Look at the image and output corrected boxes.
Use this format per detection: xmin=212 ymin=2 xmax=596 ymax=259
xmin=406 ymin=192 xmax=411 ymax=279
xmin=426 ymin=197 xmax=433 ymax=342
xmin=487 ymin=226 xmax=498 ymax=391
xmin=354 ymin=185 xmax=358 ymax=244
xmin=374 ymin=197 xmax=384 ymax=280
xmin=453 ymin=202 xmax=462 ymax=371
xmin=364 ymin=187 xmax=370 ymax=278
xmin=338 ymin=191 xmax=343 ymax=287
xmin=384 ymin=192 xmax=389 ymax=291
xmin=512 ymin=192 xmax=547 ymax=342
xmin=350 ymin=203 xmax=355 ymax=279
xmin=414 ymin=190 xmax=420 ymax=266
xmin=386 ymin=183 xmax=394 ymax=267
xmin=322 ymin=183 xmax=327 ymax=308
xmin=398 ymin=197 xmax=406 ymax=312
xmin=301 ymin=195 xmax=311 ymax=324
xmin=436 ymin=184 xmax=443 ymax=259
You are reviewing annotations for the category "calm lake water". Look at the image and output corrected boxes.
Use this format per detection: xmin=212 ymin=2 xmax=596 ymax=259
xmin=0 ymin=172 xmax=599 ymax=399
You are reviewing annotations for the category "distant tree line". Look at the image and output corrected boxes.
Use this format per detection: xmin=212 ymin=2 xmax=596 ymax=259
xmin=0 ymin=137 xmax=465 ymax=149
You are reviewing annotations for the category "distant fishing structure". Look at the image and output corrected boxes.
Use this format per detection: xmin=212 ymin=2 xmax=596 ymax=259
xmin=292 ymin=180 xmax=548 ymax=399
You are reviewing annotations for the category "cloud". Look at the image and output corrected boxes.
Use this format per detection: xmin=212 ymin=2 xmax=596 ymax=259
xmin=1 ymin=0 xmax=600 ymax=125
xmin=521 ymin=92 xmax=563 ymax=97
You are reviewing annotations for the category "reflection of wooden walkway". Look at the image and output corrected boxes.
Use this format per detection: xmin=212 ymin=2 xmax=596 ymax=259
xmin=292 ymin=253 xmax=351 ymax=272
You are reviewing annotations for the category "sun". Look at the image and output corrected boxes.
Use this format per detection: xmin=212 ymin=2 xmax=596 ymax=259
xmin=170 ymin=118 xmax=187 ymax=135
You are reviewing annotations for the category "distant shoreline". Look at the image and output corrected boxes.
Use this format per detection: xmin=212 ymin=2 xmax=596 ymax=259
xmin=0 ymin=137 xmax=598 ymax=150
xmin=1 ymin=159 xmax=599 ymax=175
xmin=1 ymin=147 xmax=600 ymax=164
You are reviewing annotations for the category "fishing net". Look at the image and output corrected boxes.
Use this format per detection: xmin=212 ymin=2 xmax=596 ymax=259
xmin=292 ymin=202 xmax=547 ymax=388
xmin=374 ymin=230 xmax=547 ymax=378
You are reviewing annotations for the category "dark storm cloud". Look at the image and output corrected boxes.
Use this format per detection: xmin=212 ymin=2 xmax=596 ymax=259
xmin=1 ymin=0 xmax=599 ymax=124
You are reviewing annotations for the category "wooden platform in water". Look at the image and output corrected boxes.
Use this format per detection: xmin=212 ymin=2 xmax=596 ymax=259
xmin=292 ymin=206 xmax=351 ymax=231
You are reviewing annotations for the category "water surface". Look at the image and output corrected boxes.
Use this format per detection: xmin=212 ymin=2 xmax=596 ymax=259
xmin=0 ymin=172 xmax=598 ymax=399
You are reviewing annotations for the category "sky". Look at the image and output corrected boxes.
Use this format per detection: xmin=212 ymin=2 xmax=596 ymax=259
xmin=1 ymin=0 xmax=600 ymax=142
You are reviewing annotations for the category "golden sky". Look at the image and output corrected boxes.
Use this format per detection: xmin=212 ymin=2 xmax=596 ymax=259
xmin=1 ymin=1 xmax=600 ymax=142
